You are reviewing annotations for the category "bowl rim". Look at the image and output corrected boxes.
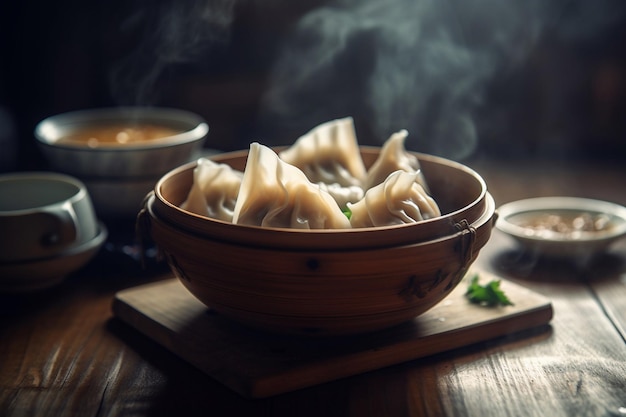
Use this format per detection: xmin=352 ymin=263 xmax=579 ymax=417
xmin=34 ymin=106 xmax=209 ymax=151
xmin=147 ymin=191 xmax=495 ymax=252
xmin=496 ymin=196 xmax=626 ymax=243
xmin=0 ymin=170 xmax=90 ymax=215
xmin=153 ymin=147 xmax=489 ymax=237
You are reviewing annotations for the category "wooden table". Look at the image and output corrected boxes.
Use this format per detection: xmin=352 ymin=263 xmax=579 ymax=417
xmin=1 ymin=158 xmax=625 ymax=417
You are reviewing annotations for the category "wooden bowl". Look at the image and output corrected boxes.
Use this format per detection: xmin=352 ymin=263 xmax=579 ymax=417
xmin=140 ymin=148 xmax=496 ymax=336
xmin=150 ymin=147 xmax=490 ymax=250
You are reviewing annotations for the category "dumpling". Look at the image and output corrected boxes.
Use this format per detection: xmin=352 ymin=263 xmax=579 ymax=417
xmin=348 ymin=170 xmax=441 ymax=228
xmin=317 ymin=182 xmax=364 ymax=209
xmin=232 ymin=143 xmax=352 ymax=229
xmin=279 ymin=117 xmax=367 ymax=187
xmin=180 ymin=157 xmax=243 ymax=222
xmin=363 ymin=129 xmax=430 ymax=193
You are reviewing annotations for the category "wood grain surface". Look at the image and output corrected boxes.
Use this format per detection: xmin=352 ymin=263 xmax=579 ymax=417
xmin=1 ymin=159 xmax=625 ymax=417
xmin=112 ymin=274 xmax=552 ymax=398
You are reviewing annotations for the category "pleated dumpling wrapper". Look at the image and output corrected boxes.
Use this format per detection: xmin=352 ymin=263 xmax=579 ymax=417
xmin=233 ymin=143 xmax=352 ymax=229
xmin=348 ymin=170 xmax=441 ymax=228
xmin=363 ymin=129 xmax=430 ymax=193
xmin=180 ymin=157 xmax=243 ymax=222
xmin=279 ymin=117 xmax=367 ymax=188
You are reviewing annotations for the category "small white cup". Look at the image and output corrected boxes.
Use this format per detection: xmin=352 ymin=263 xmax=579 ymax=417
xmin=0 ymin=172 xmax=99 ymax=262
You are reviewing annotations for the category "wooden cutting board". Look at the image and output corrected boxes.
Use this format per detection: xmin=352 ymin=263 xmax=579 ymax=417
xmin=112 ymin=272 xmax=552 ymax=399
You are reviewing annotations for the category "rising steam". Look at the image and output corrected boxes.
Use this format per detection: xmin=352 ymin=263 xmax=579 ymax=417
xmin=109 ymin=0 xmax=626 ymax=159
xmin=257 ymin=0 xmax=626 ymax=158
xmin=109 ymin=0 xmax=236 ymax=105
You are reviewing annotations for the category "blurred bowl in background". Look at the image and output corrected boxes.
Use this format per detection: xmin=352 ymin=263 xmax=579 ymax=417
xmin=35 ymin=107 xmax=208 ymax=218
xmin=0 ymin=222 xmax=108 ymax=293
xmin=82 ymin=177 xmax=162 ymax=219
xmin=496 ymin=196 xmax=626 ymax=258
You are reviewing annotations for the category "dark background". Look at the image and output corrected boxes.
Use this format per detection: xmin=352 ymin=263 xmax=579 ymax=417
xmin=1 ymin=0 xmax=625 ymax=173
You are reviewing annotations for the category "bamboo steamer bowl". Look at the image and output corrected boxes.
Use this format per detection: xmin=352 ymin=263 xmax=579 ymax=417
xmin=140 ymin=147 xmax=496 ymax=336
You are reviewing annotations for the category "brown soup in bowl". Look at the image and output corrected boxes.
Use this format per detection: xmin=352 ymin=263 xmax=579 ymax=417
xmin=56 ymin=124 xmax=181 ymax=148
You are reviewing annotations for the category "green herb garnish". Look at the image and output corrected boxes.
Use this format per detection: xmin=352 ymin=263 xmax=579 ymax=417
xmin=342 ymin=207 xmax=352 ymax=219
xmin=465 ymin=274 xmax=513 ymax=307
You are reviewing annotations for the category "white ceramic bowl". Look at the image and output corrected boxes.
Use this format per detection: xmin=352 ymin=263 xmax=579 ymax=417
xmin=496 ymin=197 xmax=626 ymax=257
xmin=81 ymin=176 xmax=161 ymax=219
xmin=35 ymin=107 xmax=208 ymax=218
xmin=0 ymin=223 xmax=107 ymax=292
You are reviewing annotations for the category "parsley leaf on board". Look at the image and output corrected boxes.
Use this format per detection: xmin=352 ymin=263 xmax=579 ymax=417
xmin=465 ymin=274 xmax=514 ymax=307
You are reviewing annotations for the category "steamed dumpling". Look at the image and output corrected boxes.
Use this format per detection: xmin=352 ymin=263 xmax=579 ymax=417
xmin=363 ymin=129 xmax=430 ymax=193
xmin=317 ymin=182 xmax=364 ymax=209
xmin=233 ymin=143 xmax=352 ymax=229
xmin=180 ymin=157 xmax=243 ymax=222
xmin=348 ymin=170 xmax=441 ymax=228
xmin=279 ymin=117 xmax=367 ymax=187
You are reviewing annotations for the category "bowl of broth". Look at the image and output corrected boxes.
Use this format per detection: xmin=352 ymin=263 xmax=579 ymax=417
xmin=35 ymin=107 xmax=208 ymax=218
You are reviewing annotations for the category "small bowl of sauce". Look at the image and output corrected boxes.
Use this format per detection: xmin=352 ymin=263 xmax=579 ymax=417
xmin=496 ymin=197 xmax=626 ymax=257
